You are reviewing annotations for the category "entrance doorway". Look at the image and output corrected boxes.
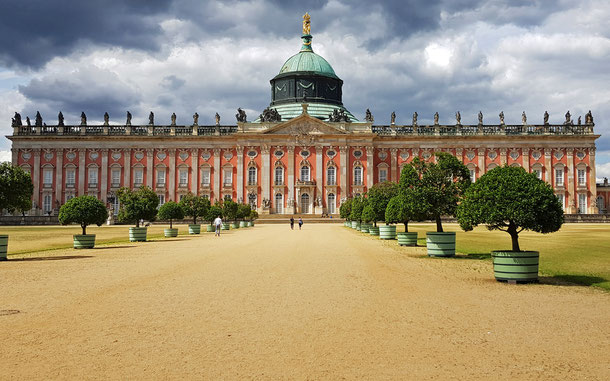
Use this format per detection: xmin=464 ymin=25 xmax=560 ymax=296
xmin=301 ymin=193 xmax=310 ymax=214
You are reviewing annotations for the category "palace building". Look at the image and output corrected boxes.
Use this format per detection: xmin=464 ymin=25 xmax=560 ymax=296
xmin=7 ymin=14 xmax=605 ymax=216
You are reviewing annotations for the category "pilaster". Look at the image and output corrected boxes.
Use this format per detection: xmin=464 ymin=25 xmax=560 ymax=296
xmin=522 ymin=148 xmax=530 ymax=173
xmin=33 ymin=149 xmax=41 ymax=212
xmin=339 ymin=146 xmax=348 ymax=199
xmin=191 ymin=149 xmax=198 ymax=195
xmin=236 ymin=146 xmax=244 ymax=202
xmin=55 ymin=148 xmax=63 ymax=204
xmin=315 ymin=145 xmax=323 ymax=202
xmin=390 ymin=148 xmax=398 ymax=182
xmin=287 ymin=146 xmax=295 ymax=212
xmin=100 ymin=149 xmax=108 ymax=204
xmin=366 ymin=146 xmax=374 ymax=189
xmin=213 ymin=148 xmax=221 ymax=202
xmin=78 ymin=148 xmax=86 ymax=196
xmin=261 ymin=145 xmax=271 ymax=204
xmin=477 ymin=148 xmax=485 ymax=175
xmin=567 ymin=148 xmax=575 ymax=214
xmin=544 ymin=149 xmax=552 ymax=184
xmin=11 ymin=148 xmax=17 ymax=166
xmin=146 ymin=149 xmax=154 ymax=189
xmin=168 ymin=148 xmax=176 ymax=201
xmin=499 ymin=148 xmax=507 ymax=166
xmin=589 ymin=147 xmax=598 ymax=213
xmin=123 ymin=148 xmax=131 ymax=187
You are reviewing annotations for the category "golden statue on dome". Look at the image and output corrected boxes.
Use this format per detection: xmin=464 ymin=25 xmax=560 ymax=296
xmin=303 ymin=13 xmax=311 ymax=35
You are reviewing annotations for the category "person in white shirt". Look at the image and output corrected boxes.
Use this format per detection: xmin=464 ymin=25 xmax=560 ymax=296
xmin=214 ymin=216 xmax=223 ymax=237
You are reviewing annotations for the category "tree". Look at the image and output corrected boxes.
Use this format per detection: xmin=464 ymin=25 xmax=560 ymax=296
xmin=349 ymin=195 xmax=365 ymax=223
xmin=116 ymin=186 xmax=159 ymax=227
xmin=361 ymin=204 xmax=375 ymax=224
xmin=366 ymin=181 xmax=398 ymax=226
xmin=457 ymin=166 xmax=563 ymax=252
xmin=414 ymin=152 xmax=471 ymax=232
xmin=222 ymin=199 xmax=238 ymax=223
xmin=237 ymin=203 xmax=252 ymax=221
xmin=58 ymin=195 xmax=107 ymax=235
xmin=158 ymin=201 xmax=184 ymax=229
xmin=0 ymin=163 xmax=33 ymax=214
xmin=249 ymin=209 xmax=259 ymax=221
xmin=385 ymin=164 xmax=426 ymax=232
xmin=206 ymin=203 xmax=223 ymax=225
xmin=339 ymin=198 xmax=352 ymax=220
xmin=179 ymin=193 xmax=210 ymax=225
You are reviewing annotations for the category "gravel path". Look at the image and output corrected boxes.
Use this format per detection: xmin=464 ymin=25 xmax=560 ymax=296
xmin=1 ymin=224 xmax=608 ymax=380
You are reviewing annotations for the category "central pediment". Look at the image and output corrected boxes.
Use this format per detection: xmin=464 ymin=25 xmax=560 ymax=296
xmin=262 ymin=113 xmax=348 ymax=135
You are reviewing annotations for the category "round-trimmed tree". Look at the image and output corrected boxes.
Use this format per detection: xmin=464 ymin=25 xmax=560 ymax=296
xmin=385 ymin=164 xmax=425 ymax=232
xmin=179 ymin=193 xmax=210 ymax=225
xmin=339 ymin=198 xmax=352 ymax=221
xmin=116 ymin=186 xmax=159 ymax=227
xmin=361 ymin=204 xmax=375 ymax=225
xmin=58 ymin=195 xmax=107 ymax=235
xmin=0 ymin=162 xmax=33 ymax=215
xmin=249 ymin=209 xmax=259 ymax=221
xmin=366 ymin=181 xmax=398 ymax=226
xmin=158 ymin=201 xmax=184 ymax=229
xmin=222 ymin=199 xmax=238 ymax=223
xmin=457 ymin=165 xmax=563 ymax=252
xmin=207 ymin=204 xmax=223 ymax=225
xmin=237 ymin=203 xmax=252 ymax=221
xmin=349 ymin=196 xmax=365 ymax=223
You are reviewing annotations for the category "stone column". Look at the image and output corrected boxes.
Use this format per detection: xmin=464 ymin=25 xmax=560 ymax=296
xmin=477 ymin=148 xmax=485 ymax=176
xmin=55 ymin=148 xmax=63 ymax=205
xmin=522 ymin=148 xmax=530 ymax=173
xmin=11 ymin=148 xmax=17 ymax=166
xmin=287 ymin=146 xmax=295 ymax=212
xmin=366 ymin=146 xmax=374 ymax=189
xmin=500 ymin=148 xmax=507 ymax=166
xmin=339 ymin=146 xmax=348 ymax=199
xmin=78 ymin=148 xmax=86 ymax=196
xmin=146 ymin=149 xmax=154 ymax=188
xmin=315 ymin=145 xmax=323 ymax=206
xmin=213 ymin=148 xmax=221 ymax=202
xmin=191 ymin=149 xmax=198 ymax=195
xmin=589 ymin=147 xmax=598 ymax=213
xmin=123 ymin=149 xmax=131 ymax=187
xmin=168 ymin=148 xmax=176 ymax=201
xmin=100 ymin=149 xmax=108 ymax=204
xmin=390 ymin=148 xmax=398 ymax=182
xmin=261 ymin=145 xmax=271 ymax=205
xmin=544 ymin=149 xmax=552 ymax=184
xmin=33 ymin=149 xmax=41 ymax=213
xmin=566 ymin=148 xmax=575 ymax=213
xmin=236 ymin=146 xmax=244 ymax=202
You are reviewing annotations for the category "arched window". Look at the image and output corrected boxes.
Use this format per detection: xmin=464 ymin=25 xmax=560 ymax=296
xmin=327 ymin=166 xmax=336 ymax=186
xmin=275 ymin=166 xmax=284 ymax=185
xmin=301 ymin=165 xmax=310 ymax=182
xmin=43 ymin=194 xmax=53 ymax=214
xmin=248 ymin=166 xmax=257 ymax=185
xmin=353 ymin=166 xmax=362 ymax=185
xmin=275 ymin=193 xmax=283 ymax=214
xmin=327 ymin=193 xmax=336 ymax=214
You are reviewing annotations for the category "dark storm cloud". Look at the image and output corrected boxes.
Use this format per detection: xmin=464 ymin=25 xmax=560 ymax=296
xmin=0 ymin=0 xmax=169 ymax=69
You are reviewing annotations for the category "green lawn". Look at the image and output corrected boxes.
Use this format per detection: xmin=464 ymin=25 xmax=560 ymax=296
xmin=398 ymin=223 xmax=610 ymax=291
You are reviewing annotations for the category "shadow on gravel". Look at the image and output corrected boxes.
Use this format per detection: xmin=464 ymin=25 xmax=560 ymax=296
xmin=540 ymin=275 xmax=608 ymax=288
xmin=149 ymin=238 xmax=190 ymax=242
xmin=6 ymin=255 xmax=95 ymax=262
xmin=454 ymin=253 xmax=492 ymax=260
xmin=92 ymin=246 xmax=134 ymax=250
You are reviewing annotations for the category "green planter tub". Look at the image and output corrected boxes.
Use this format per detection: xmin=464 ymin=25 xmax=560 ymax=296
xmin=239 ymin=221 xmax=248 ymax=228
xmin=129 ymin=227 xmax=147 ymax=242
xmin=368 ymin=226 xmax=379 ymax=236
xmin=351 ymin=221 xmax=358 ymax=229
xmin=360 ymin=224 xmax=370 ymax=233
xmin=164 ymin=228 xmax=178 ymax=238
xmin=206 ymin=225 xmax=215 ymax=232
xmin=221 ymin=223 xmax=230 ymax=230
xmin=248 ymin=221 xmax=254 ymax=227
xmin=73 ymin=234 xmax=96 ymax=249
xmin=397 ymin=232 xmax=418 ymax=246
xmin=0 ymin=235 xmax=7 ymax=260
xmin=379 ymin=225 xmax=396 ymax=240
xmin=426 ymin=232 xmax=456 ymax=257
xmin=230 ymin=223 xmax=239 ymax=229
xmin=492 ymin=251 xmax=539 ymax=283
xmin=355 ymin=222 xmax=362 ymax=231
xmin=188 ymin=224 xmax=201 ymax=234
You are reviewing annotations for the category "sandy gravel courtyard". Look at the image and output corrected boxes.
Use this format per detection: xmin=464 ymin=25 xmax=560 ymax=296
xmin=1 ymin=224 xmax=608 ymax=380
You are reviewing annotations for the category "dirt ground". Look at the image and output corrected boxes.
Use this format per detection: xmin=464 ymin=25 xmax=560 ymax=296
xmin=1 ymin=224 xmax=608 ymax=380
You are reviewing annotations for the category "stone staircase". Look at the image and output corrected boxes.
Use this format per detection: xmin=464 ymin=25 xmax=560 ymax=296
xmin=255 ymin=214 xmax=343 ymax=224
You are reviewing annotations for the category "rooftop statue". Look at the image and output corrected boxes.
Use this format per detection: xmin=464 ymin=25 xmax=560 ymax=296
xmin=544 ymin=111 xmax=549 ymax=125
xmin=328 ymin=108 xmax=349 ymax=122
xmin=12 ymin=112 xmax=22 ymax=127
xmin=236 ymin=108 xmax=247 ymax=123
xmin=149 ymin=111 xmax=154 ymax=125
xmin=585 ymin=110 xmax=594 ymax=125
xmin=391 ymin=111 xmax=396 ymax=125
xmin=171 ymin=112 xmax=177 ymax=126
xmin=434 ymin=112 xmax=439 ymax=125
xmin=126 ymin=111 xmax=132 ymax=126
xmin=260 ymin=107 xmax=281 ymax=122
xmin=26 ymin=116 xmax=31 ymax=126
xmin=58 ymin=111 xmax=64 ymax=126
xmin=499 ymin=111 xmax=504 ymax=125
xmin=104 ymin=112 xmax=109 ymax=126
xmin=455 ymin=111 xmax=461 ymax=125
xmin=478 ymin=111 xmax=483 ymax=125
xmin=412 ymin=111 xmax=418 ymax=126
xmin=35 ymin=111 xmax=43 ymax=127
xmin=522 ymin=111 xmax=527 ymax=125
xmin=80 ymin=112 xmax=87 ymax=126
xmin=565 ymin=110 xmax=571 ymax=125
xmin=578 ymin=116 xmax=582 ymax=125
xmin=365 ymin=108 xmax=374 ymax=123
xmin=215 ymin=112 xmax=220 ymax=125
xmin=193 ymin=112 xmax=199 ymax=125
xmin=303 ymin=13 xmax=311 ymax=35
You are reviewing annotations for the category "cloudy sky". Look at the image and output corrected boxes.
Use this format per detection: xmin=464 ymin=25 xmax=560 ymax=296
xmin=1 ymin=0 xmax=609 ymax=178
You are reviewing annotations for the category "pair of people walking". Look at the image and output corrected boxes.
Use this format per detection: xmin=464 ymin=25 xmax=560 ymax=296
xmin=289 ymin=217 xmax=303 ymax=230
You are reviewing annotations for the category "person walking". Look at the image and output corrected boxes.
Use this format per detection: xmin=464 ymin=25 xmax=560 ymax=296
xmin=214 ymin=215 xmax=223 ymax=237
xmin=290 ymin=216 xmax=294 ymax=230
xmin=298 ymin=217 xmax=303 ymax=230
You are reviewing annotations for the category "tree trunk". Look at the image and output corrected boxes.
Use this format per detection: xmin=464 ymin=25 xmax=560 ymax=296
xmin=404 ymin=221 xmax=409 ymax=233
xmin=81 ymin=224 xmax=87 ymax=235
xmin=193 ymin=216 xmax=197 ymax=225
xmin=374 ymin=221 xmax=377 ymax=227
xmin=435 ymin=215 xmax=443 ymax=232
xmin=169 ymin=219 xmax=173 ymax=229
xmin=507 ymin=222 xmax=521 ymax=252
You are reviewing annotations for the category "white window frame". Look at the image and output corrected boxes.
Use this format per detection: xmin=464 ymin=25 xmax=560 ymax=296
xmin=328 ymin=193 xmax=336 ymax=214
xmin=88 ymin=167 xmax=98 ymax=186
xmin=555 ymin=168 xmax=564 ymax=187
xmin=201 ymin=168 xmax=210 ymax=185
xmin=300 ymin=165 xmax=310 ymax=182
xmin=248 ymin=166 xmax=257 ymax=185
xmin=223 ymin=168 xmax=233 ymax=185
xmin=354 ymin=166 xmax=362 ymax=186
xmin=157 ymin=168 xmax=166 ymax=186
xmin=379 ymin=168 xmax=388 ymax=183
xmin=134 ymin=168 xmax=144 ymax=185
xmin=179 ymin=168 xmax=188 ymax=186
xmin=111 ymin=168 xmax=121 ymax=186
xmin=578 ymin=193 xmax=587 ymax=214
xmin=556 ymin=193 xmax=565 ymax=210
xmin=577 ymin=168 xmax=586 ymax=186
xmin=43 ymin=168 xmax=53 ymax=186
xmin=275 ymin=193 xmax=283 ymax=214
xmin=534 ymin=168 xmax=542 ymax=180
xmin=158 ymin=194 xmax=165 ymax=207
xmin=327 ymin=166 xmax=336 ymax=186
xmin=66 ymin=169 xmax=75 ymax=187
xmin=43 ymin=194 xmax=52 ymax=213
xmin=275 ymin=166 xmax=283 ymax=185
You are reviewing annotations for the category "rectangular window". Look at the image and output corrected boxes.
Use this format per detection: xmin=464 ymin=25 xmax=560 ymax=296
xmin=354 ymin=167 xmax=362 ymax=185
xmin=134 ymin=168 xmax=143 ymax=185
xmin=578 ymin=193 xmax=587 ymax=214
xmin=469 ymin=169 xmax=476 ymax=183
xmin=88 ymin=168 xmax=98 ymax=185
xmin=158 ymin=194 xmax=165 ymax=207
xmin=379 ymin=168 xmax=388 ymax=183
xmin=275 ymin=167 xmax=283 ymax=185
xmin=301 ymin=166 xmax=310 ymax=182
xmin=201 ymin=169 xmax=210 ymax=185
xmin=577 ymin=169 xmax=586 ymax=186
xmin=327 ymin=167 xmax=336 ymax=186
xmin=112 ymin=197 xmax=120 ymax=216
xmin=534 ymin=169 xmax=542 ymax=180
xmin=555 ymin=168 xmax=564 ymax=187
xmin=43 ymin=169 xmax=53 ymax=186
xmin=223 ymin=169 xmax=232 ymax=185
xmin=66 ymin=169 xmax=75 ymax=187
xmin=248 ymin=167 xmax=257 ymax=185
xmin=179 ymin=169 xmax=188 ymax=186
xmin=157 ymin=169 xmax=166 ymax=185
xmin=556 ymin=194 xmax=564 ymax=210
xmin=111 ymin=169 xmax=121 ymax=186
xmin=43 ymin=194 xmax=52 ymax=213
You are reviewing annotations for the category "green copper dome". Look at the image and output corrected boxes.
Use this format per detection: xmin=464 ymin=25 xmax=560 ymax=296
xmin=278 ymin=47 xmax=338 ymax=79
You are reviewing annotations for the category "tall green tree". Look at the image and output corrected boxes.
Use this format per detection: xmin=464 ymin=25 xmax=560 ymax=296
xmin=361 ymin=204 xmax=375 ymax=225
xmin=222 ymin=199 xmax=238 ymax=223
xmin=179 ymin=193 xmax=210 ymax=225
xmin=457 ymin=166 xmax=563 ymax=252
xmin=339 ymin=198 xmax=352 ymax=220
xmin=414 ymin=152 xmax=471 ymax=232
xmin=237 ymin=203 xmax=252 ymax=221
xmin=0 ymin=162 xmax=33 ymax=214
xmin=207 ymin=203 xmax=223 ymax=225
xmin=366 ymin=181 xmax=398 ymax=226
xmin=349 ymin=195 xmax=365 ymax=223
xmin=158 ymin=201 xmax=184 ymax=229
xmin=58 ymin=195 xmax=107 ymax=235
xmin=116 ymin=186 xmax=159 ymax=227
xmin=385 ymin=164 xmax=425 ymax=232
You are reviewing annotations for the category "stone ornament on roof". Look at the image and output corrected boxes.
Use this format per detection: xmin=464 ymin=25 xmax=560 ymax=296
xmin=544 ymin=111 xmax=549 ymax=125
xmin=193 ymin=112 xmax=199 ymax=125
xmin=365 ymin=109 xmax=374 ymax=123
xmin=499 ymin=111 xmax=505 ymax=125
xmin=80 ymin=112 xmax=87 ymax=126
xmin=235 ymin=108 xmax=246 ymax=123
xmin=126 ymin=111 xmax=132 ymax=126
xmin=455 ymin=111 xmax=461 ymax=125
xmin=260 ymin=107 xmax=281 ymax=122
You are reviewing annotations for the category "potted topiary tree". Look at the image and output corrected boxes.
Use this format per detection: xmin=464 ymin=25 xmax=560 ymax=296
xmin=350 ymin=196 xmax=364 ymax=230
xmin=457 ymin=166 xmax=564 ymax=283
xmin=179 ymin=193 xmax=210 ymax=234
xmin=237 ymin=204 xmax=251 ymax=228
xmin=386 ymin=164 xmax=424 ymax=246
xmin=58 ymin=195 xmax=107 ymax=249
xmin=222 ymin=199 xmax=238 ymax=230
xmin=248 ymin=209 xmax=258 ymax=226
xmin=360 ymin=204 xmax=374 ymax=233
xmin=206 ymin=203 xmax=223 ymax=232
xmin=339 ymin=197 xmax=352 ymax=228
xmin=415 ymin=152 xmax=470 ymax=256
xmin=158 ymin=201 xmax=184 ymax=237
xmin=0 ymin=163 xmax=33 ymax=260
xmin=116 ymin=186 xmax=159 ymax=242
xmin=367 ymin=181 xmax=399 ymax=239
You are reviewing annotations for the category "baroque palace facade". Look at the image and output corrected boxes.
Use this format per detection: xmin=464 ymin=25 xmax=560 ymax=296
xmin=7 ymin=15 xmax=606 ymax=216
